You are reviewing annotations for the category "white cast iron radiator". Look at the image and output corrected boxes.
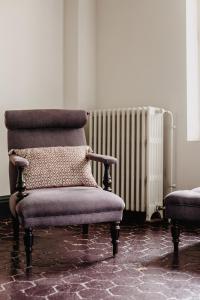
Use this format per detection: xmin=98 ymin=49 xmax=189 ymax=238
xmin=88 ymin=106 xmax=174 ymax=221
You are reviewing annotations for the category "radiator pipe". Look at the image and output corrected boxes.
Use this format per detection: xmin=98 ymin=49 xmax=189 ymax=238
xmin=163 ymin=110 xmax=176 ymax=193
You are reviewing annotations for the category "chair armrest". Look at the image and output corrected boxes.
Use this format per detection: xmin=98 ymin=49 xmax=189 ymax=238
xmin=86 ymin=153 xmax=117 ymax=165
xmin=87 ymin=153 xmax=117 ymax=192
xmin=9 ymin=153 xmax=28 ymax=200
xmin=9 ymin=154 xmax=29 ymax=168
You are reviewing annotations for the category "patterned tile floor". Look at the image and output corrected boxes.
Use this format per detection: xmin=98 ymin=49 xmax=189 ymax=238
xmin=0 ymin=219 xmax=200 ymax=300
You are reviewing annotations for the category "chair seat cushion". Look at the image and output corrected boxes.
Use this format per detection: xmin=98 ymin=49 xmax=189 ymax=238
xmin=16 ymin=187 xmax=125 ymax=227
xmin=165 ymin=188 xmax=200 ymax=221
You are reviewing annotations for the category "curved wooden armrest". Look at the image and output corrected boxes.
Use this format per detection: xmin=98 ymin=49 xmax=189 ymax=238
xmin=86 ymin=153 xmax=117 ymax=165
xmin=9 ymin=154 xmax=29 ymax=168
xmin=9 ymin=153 xmax=28 ymax=200
xmin=87 ymin=152 xmax=116 ymax=192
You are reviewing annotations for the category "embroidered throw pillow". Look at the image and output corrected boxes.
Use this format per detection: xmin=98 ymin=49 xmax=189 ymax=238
xmin=10 ymin=146 xmax=97 ymax=190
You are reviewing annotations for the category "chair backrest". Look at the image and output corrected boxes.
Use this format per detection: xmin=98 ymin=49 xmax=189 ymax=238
xmin=5 ymin=109 xmax=88 ymax=193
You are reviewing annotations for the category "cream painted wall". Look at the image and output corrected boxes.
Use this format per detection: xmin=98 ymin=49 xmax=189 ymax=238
xmin=63 ymin=0 xmax=96 ymax=110
xmin=96 ymin=0 xmax=200 ymax=190
xmin=63 ymin=0 xmax=79 ymax=107
xmin=78 ymin=0 xmax=96 ymax=110
xmin=0 ymin=0 xmax=63 ymax=195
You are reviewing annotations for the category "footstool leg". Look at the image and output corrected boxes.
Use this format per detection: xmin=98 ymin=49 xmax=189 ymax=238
xmin=171 ymin=219 xmax=180 ymax=253
xmin=82 ymin=224 xmax=89 ymax=234
xmin=111 ymin=222 xmax=120 ymax=256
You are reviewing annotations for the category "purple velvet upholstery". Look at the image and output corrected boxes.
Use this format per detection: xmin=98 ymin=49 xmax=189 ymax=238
xmin=5 ymin=109 xmax=87 ymax=129
xmin=9 ymin=154 xmax=29 ymax=168
xmin=20 ymin=212 xmax=122 ymax=228
xmin=165 ymin=188 xmax=200 ymax=222
xmin=15 ymin=187 xmax=125 ymax=228
xmin=7 ymin=128 xmax=86 ymax=150
xmin=86 ymin=153 xmax=117 ymax=165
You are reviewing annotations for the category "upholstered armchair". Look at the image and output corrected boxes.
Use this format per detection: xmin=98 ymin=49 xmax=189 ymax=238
xmin=5 ymin=109 xmax=125 ymax=267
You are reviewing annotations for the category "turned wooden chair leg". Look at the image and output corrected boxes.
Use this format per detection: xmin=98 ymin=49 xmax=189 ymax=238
xmin=82 ymin=224 xmax=89 ymax=234
xmin=111 ymin=221 xmax=120 ymax=256
xmin=171 ymin=219 xmax=180 ymax=253
xmin=11 ymin=239 xmax=20 ymax=273
xmin=12 ymin=216 xmax=19 ymax=241
xmin=24 ymin=228 xmax=33 ymax=267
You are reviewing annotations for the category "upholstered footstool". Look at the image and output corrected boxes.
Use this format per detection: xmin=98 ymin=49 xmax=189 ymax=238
xmin=165 ymin=188 xmax=200 ymax=252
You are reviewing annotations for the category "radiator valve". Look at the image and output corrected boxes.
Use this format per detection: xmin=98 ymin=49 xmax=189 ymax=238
xmin=156 ymin=205 xmax=165 ymax=211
